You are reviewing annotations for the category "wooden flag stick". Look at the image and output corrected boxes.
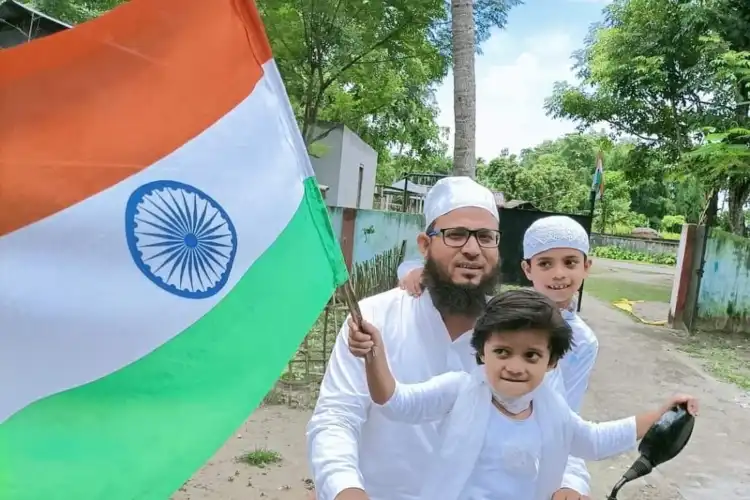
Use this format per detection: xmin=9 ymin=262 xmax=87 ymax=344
xmin=341 ymin=280 xmax=375 ymax=361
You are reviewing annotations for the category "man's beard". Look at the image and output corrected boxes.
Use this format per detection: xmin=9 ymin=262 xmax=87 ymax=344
xmin=422 ymin=257 xmax=500 ymax=317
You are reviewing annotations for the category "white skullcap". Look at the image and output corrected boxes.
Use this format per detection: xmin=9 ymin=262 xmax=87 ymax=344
xmin=423 ymin=176 xmax=499 ymax=229
xmin=523 ymin=215 xmax=590 ymax=259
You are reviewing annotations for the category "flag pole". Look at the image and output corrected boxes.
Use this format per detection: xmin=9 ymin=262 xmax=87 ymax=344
xmin=581 ymin=151 xmax=603 ymax=312
xmin=341 ymin=280 xmax=375 ymax=362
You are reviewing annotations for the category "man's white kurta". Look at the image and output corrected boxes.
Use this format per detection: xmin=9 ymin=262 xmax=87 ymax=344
xmin=306 ymin=289 xmax=476 ymax=500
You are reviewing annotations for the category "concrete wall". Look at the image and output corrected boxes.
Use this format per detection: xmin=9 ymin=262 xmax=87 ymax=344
xmin=328 ymin=207 xmax=424 ymax=269
xmin=351 ymin=209 xmax=423 ymax=264
xmin=695 ymin=229 xmax=750 ymax=333
xmin=309 ymin=125 xmax=377 ymax=209
xmin=590 ymin=233 xmax=678 ymax=256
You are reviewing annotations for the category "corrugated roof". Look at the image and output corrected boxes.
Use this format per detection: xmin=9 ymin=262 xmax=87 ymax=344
xmin=0 ymin=0 xmax=72 ymax=28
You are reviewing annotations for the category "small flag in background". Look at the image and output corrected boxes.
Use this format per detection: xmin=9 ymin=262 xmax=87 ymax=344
xmin=0 ymin=0 xmax=347 ymax=498
xmin=591 ymin=151 xmax=605 ymax=200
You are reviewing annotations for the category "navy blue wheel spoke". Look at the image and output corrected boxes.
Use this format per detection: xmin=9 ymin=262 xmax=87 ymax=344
xmin=178 ymin=248 xmax=190 ymax=289
xmin=199 ymin=240 xmax=232 ymax=249
xmin=189 ymin=249 xmax=205 ymax=289
xmin=154 ymin=191 xmax=190 ymax=234
xmin=198 ymin=243 xmax=229 ymax=260
xmin=167 ymin=190 xmax=191 ymax=232
xmin=135 ymin=217 xmax=183 ymax=239
xmin=199 ymin=233 xmax=231 ymax=242
xmin=179 ymin=190 xmax=194 ymax=235
xmin=139 ymin=206 xmax=184 ymax=236
xmin=139 ymin=240 xmax=185 ymax=249
xmin=195 ymin=246 xmax=220 ymax=279
xmin=196 ymin=245 xmax=224 ymax=274
xmin=198 ymin=221 xmax=227 ymax=239
xmin=192 ymin=248 xmax=211 ymax=285
xmin=143 ymin=197 xmax=187 ymax=235
xmin=165 ymin=247 xmax=188 ymax=283
xmin=196 ymin=210 xmax=220 ymax=237
xmin=134 ymin=231 xmax=183 ymax=242
xmin=144 ymin=243 xmax=184 ymax=262
xmin=194 ymin=200 xmax=209 ymax=236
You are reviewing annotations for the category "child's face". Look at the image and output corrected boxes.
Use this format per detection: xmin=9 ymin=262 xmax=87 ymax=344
xmin=479 ymin=329 xmax=555 ymax=399
xmin=521 ymin=248 xmax=591 ymax=306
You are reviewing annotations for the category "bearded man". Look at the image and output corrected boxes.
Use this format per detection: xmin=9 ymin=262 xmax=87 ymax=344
xmin=306 ymin=177 xmax=501 ymax=500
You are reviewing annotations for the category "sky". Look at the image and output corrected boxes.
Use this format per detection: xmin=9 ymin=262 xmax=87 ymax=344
xmin=434 ymin=0 xmax=611 ymax=159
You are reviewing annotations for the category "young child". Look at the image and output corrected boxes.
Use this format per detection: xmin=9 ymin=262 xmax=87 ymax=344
xmin=397 ymin=215 xmax=598 ymax=496
xmin=347 ymin=289 xmax=699 ymax=500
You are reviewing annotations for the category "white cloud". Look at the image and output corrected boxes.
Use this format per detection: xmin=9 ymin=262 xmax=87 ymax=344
xmin=435 ymin=31 xmax=582 ymax=159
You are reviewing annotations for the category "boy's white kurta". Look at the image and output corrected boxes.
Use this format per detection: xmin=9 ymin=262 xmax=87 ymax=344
xmin=307 ymin=289 xmax=476 ymax=500
xmin=379 ymin=368 xmax=636 ymax=500
xmin=395 ymin=259 xmax=600 ymax=494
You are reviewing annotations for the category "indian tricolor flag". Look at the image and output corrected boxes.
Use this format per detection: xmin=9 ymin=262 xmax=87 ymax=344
xmin=0 ymin=0 xmax=347 ymax=498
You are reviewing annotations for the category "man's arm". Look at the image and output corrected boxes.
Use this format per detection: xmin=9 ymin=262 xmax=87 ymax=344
xmin=306 ymin=320 xmax=370 ymax=500
xmin=558 ymin=337 xmax=599 ymax=495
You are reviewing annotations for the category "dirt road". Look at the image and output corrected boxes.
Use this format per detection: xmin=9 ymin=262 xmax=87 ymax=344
xmin=175 ymin=292 xmax=750 ymax=500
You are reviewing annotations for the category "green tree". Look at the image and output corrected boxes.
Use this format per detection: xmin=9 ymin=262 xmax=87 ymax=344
xmin=545 ymin=0 xmax=724 ymax=154
xmin=478 ymin=132 xmax=675 ymax=233
xmin=545 ymin=0 xmax=750 ymax=234
xmin=258 ymin=0 xmax=448 ymax=153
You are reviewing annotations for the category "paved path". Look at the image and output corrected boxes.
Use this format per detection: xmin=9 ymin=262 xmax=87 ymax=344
xmin=590 ymin=258 xmax=675 ymax=288
xmin=176 ymin=294 xmax=750 ymax=500
xmin=581 ymin=295 xmax=750 ymax=500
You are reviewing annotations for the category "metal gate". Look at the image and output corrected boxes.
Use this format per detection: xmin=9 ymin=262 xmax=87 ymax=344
xmin=498 ymin=207 xmax=593 ymax=309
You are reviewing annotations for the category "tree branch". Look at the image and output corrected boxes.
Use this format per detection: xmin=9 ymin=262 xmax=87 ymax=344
xmin=307 ymin=101 xmax=394 ymax=144
xmin=320 ymin=17 xmax=414 ymax=93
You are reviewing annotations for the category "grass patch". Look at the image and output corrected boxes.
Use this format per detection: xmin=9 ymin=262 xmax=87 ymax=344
xmin=680 ymin=333 xmax=750 ymax=391
xmin=583 ymin=276 xmax=672 ymax=304
xmin=237 ymin=448 xmax=282 ymax=467
xmin=592 ymin=245 xmax=676 ymax=266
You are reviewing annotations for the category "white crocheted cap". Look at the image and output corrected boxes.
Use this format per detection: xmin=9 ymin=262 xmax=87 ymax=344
xmin=423 ymin=176 xmax=499 ymax=229
xmin=523 ymin=215 xmax=590 ymax=259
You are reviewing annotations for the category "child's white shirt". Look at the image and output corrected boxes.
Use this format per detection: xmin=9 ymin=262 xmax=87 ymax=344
xmin=459 ymin=409 xmax=542 ymax=499
xmin=378 ymin=367 xmax=636 ymax=500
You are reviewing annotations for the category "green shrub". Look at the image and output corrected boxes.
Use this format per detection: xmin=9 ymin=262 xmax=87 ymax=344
xmin=591 ymin=245 xmax=676 ymax=266
xmin=661 ymin=215 xmax=686 ymax=233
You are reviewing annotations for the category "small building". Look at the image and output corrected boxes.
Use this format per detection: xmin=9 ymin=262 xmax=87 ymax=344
xmin=374 ymin=179 xmax=431 ymax=213
xmin=309 ymin=123 xmax=377 ymax=209
xmin=0 ymin=0 xmax=70 ymax=49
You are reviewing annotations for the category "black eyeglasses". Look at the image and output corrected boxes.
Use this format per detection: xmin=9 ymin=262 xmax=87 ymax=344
xmin=426 ymin=227 xmax=501 ymax=248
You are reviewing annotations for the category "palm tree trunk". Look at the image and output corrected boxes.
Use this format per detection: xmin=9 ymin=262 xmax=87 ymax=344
xmin=451 ymin=0 xmax=476 ymax=178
